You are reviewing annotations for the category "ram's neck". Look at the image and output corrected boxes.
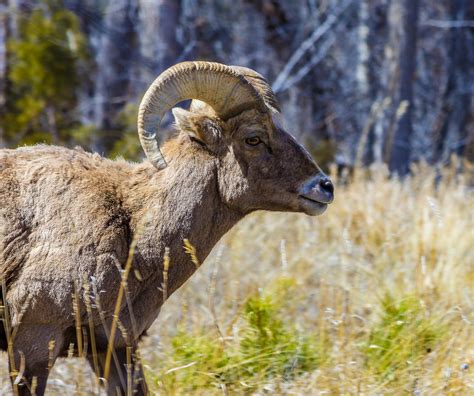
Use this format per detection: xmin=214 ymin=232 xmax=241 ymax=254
xmin=125 ymin=156 xmax=243 ymax=298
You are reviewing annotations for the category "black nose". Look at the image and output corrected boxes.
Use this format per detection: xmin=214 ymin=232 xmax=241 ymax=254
xmin=299 ymin=173 xmax=334 ymax=204
xmin=319 ymin=176 xmax=334 ymax=195
xmin=312 ymin=173 xmax=334 ymax=203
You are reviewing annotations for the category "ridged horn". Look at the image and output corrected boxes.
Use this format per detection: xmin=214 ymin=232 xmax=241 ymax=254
xmin=230 ymin=66 xmax=281 ymax=113
xmin=137 ymin=61 xmax=276 ymax=169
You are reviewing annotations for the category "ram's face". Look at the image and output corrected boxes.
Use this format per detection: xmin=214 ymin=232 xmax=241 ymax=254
xmin=173 ymin=104 xmax=334 ymax=216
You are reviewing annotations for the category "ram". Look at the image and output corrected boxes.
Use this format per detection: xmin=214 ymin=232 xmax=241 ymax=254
xmin=0 ymin=62 xmax=334 ymax=395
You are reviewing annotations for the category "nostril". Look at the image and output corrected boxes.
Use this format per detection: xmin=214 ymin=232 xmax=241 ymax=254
xmin=319 ymin=178 xmax=334 ymax=195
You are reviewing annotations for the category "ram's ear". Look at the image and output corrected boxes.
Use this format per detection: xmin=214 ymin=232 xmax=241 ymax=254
xmin=172 ymin=108 xmax=222 ymax=146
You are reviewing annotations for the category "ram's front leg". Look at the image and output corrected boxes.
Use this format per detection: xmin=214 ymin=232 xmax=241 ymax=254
xmin=8 ymin=324 xmax=63 ymax=396
xmin=89 ymin=346 xmax=148 ymax=396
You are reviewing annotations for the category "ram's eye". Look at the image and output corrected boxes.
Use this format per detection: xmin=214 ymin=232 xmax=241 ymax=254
xmin=245 ymin=136 xmax=261 ymax=146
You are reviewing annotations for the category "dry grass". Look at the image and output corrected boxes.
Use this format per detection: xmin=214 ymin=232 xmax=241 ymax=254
xmin=1 ymin=162 xmax=473 ymax=394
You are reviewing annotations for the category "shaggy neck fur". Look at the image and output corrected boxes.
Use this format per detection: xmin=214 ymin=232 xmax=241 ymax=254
xmin=123 ymin=136 xmax=244 ymax=303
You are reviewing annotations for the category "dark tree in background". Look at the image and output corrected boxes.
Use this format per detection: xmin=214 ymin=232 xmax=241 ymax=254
xmin=388 ymin=0 xmax=420 ymax=176
xmin=1 ymin=0 xmax=473 ymax=171
xmin=87 ymin=0 xmax=137 ymax=153
xmin=432 ymin=0 xmax=473 ymax=163
xmin=0 ymin=0 xmax=7 ymax=147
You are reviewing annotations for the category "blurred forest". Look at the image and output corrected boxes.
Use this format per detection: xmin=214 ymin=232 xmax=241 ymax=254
xmin=0 ymin=0 xmax=473 ymax=174
xmin=1 ymin=2 xmax=473 ymax=393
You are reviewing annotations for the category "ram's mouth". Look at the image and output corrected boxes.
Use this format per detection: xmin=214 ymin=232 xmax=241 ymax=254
xmin=298 ymin=195 xmax=328 ymax=216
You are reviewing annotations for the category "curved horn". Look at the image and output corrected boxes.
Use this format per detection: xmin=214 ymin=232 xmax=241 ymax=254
xmin=137 ymin=61 xmax=271 ymax=169
xmin=230 ymin=66 xmax=280 ymax=113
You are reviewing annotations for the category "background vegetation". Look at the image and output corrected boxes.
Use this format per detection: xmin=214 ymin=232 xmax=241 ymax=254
xmin=0 ymin=0 xmax=473 ymax=394
xmin=1 ymin=0 xmax=473 ymax=172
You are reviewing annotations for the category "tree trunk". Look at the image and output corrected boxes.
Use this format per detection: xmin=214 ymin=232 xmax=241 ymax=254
xmin=93 ymin=0 xmax=138 ymax=153
xmin=46 ymin=104 xmax=59 ymax=144
xmin=355 ymin=0 xmax=372 ymax=166
xmin=0 ymin=0 xmax=7 ymax=148
xmin=138 ymin=0 xmax=182 ymax=78
xmin=433 ymin=0 xmax=473 ymax=163
xmin=386 ymin=0 xmax=419 ymax=175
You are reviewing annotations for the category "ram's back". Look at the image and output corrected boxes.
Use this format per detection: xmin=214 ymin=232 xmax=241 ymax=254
xmin=0 ymin=145 xmax=132 ymax=328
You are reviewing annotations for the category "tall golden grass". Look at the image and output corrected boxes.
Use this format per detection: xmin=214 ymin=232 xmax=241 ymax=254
xmin=1 ymin=162 xmax=473 ymax=394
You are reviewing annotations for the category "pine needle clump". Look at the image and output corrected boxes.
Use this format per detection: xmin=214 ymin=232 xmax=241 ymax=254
xmin=156 ymin=278 xmax=327 ymax=393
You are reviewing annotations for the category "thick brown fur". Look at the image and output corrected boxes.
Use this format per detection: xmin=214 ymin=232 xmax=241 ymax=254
xmin=0 ymin=104 xmax=329 ymax=395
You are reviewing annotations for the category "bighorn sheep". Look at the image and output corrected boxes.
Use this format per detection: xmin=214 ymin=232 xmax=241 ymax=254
xmin=0 ymin=61 xmax=334 ymax=395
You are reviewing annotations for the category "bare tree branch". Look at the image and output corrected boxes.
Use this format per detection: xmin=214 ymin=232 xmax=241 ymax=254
xmin=278 ymin=35 xmax=336 ymax=93
xmin=422 ymin=19 xmax=474 ymax=28
xmin=272 ymin=0 xmax=353 ymax=93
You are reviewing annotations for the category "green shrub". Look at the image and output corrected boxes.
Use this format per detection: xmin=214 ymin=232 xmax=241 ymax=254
xmin=5 ymin=0 xmax=89 ymax=144
xmin=364 ymin=293 xmax=445 ymax=381
xmin=157 ymin=277 xmax=328 ymax=392
xmin=240 ymin=288 xmax=324 ymax=381
xmin=167 ymin=331 xmax=230 ymax=390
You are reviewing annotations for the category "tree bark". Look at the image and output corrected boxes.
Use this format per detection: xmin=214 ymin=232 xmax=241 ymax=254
xmin=139 ymin=0 xmax=182 ymax=79
xmin=46 ymin=104 xmax=59 ymax=144
xmin=93 ymin=0 xmax=138 ymax=153
xmin=0 ymin=0 xmax=7 ymax=148
xmin=433 ymin=0 xmax=473 ymax=163
xmin=388 ymin=0 xmax=419 ymax=175
xmin=355 ymin=0 xmax=371 ymax=166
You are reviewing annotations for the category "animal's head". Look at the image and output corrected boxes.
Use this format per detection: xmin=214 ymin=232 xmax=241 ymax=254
xmin=138 ymin=62 xmax=334 ymax=216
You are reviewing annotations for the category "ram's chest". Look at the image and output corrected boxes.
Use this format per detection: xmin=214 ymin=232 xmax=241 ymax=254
xmin=89 ymin=263 xmax=163 ymax=348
